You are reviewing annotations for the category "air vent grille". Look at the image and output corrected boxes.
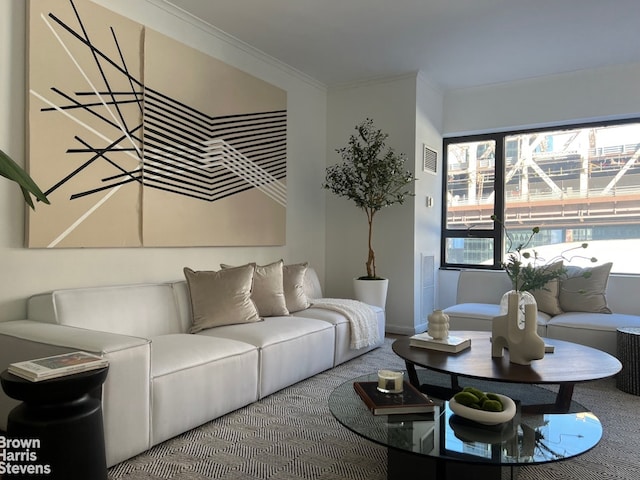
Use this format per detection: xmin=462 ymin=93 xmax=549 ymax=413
xmin=423 ymin=145 xmax=437 ymax=174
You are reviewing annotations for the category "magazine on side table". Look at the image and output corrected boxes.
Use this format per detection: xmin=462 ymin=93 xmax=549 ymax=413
xmin=8 ymin=351 xmax=109 ymax=382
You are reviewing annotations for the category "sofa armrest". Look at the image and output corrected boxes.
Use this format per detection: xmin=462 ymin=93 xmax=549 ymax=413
xmin=0 ymin=320 xmax=151 ymax=467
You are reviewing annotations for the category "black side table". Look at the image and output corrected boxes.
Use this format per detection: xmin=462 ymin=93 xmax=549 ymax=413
xmin=616 ymin=327 xmax=640 ymax=395
xmin=1 ymin=366 xmax=109 ymax=480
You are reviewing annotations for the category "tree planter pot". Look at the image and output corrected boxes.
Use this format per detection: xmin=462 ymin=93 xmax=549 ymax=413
xmin=353 ymin=278 xmax=389 ymax=310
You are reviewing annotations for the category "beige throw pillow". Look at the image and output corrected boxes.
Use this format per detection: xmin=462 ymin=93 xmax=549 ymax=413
xmin=530 ymin=260 xmax=564 ymax=315
xmin=184 ymin=264 xmax=261 ymax=333
xmin=221 ymin=260 xmax=290 ymax=317
xmin=283 ymin=262 xmax=311 ymax=313
xmin=559 ymin=262 xmax=613 ymax=313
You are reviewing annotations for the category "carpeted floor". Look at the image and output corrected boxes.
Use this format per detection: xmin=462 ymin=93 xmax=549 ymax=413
xmin=108 ymin=338 xmax=640 ymax=480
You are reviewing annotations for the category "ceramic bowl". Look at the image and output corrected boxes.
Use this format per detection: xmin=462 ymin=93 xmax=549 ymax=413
xmin=449 ymin=393 xmax=516 ymax=426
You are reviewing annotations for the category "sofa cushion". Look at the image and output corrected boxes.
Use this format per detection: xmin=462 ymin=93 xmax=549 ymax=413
xmin=546 ymin=311 xmax=640 ymax=355
xmin=184 ymin=265 xmax=261 ymax=333
xmin=151 ymin=334 xmax=257 ymax=378
xmin=254 ymin=260 xmax=289 ymax=316
xmin=559 ymin=263 xmax=612 ymax=314
xmin=443 ymin=302 xmax=551 ymax=331
xmin=198 ymin=316 xmax=335 ymax=397
xmin=283 ymin=262 xmax=311 ymax=312
xmin=221 ymin=261 xmax=290 ymax=317
xmin=303 ymin=267 xmax=323 ymax=300
xmin=27 ymin=284 xmax=182 ymax=338
xmin=150 ymin=334 xmax=259 ymax=445
xmin=547 ymin=311 xmax=639 ymax=332
xmin=531 ymin=260 xmax=564 ymax=316
xmin=292 ymin=305 xmax=385 ymax=365
xmin=456 ymin=270 xmax=512 ymax=304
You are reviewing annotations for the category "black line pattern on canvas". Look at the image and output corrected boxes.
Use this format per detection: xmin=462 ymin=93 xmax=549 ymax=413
xmin=36 ymin=0 xmax=287 ymax=206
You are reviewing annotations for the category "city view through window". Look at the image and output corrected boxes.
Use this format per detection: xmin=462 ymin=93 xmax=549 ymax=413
xmin=443 ymin=121 xmax=640 ymax=274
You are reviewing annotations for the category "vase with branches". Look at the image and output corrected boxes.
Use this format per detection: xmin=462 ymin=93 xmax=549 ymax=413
xmin=323 ymin=118 xmax=415 ymax=280
xmin=491 ymin=214 xmax=597 ymax=341
xmin=491 ymin=215 xmax=596 ymax=293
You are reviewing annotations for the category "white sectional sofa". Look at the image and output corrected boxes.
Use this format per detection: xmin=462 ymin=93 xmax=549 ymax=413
xmin=0 ymin=264 xmax=384 ymax=467
xmin=442 ymin=268 xmax=640 ymax=357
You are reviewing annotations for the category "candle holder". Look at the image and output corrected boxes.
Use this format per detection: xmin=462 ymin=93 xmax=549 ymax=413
xmin=377 ymin=369 xmax=404 ymax=394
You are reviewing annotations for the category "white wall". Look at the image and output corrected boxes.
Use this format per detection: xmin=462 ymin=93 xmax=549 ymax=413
xmin=443 ymin=62 xmax=640 ymax=136
xmin=0 ymin=0 xmax=328 ymax=321
xmin=413 ymin=73 xmax=444 ymax=329
xmin=326 ymin=73 xmax=437 ymax=334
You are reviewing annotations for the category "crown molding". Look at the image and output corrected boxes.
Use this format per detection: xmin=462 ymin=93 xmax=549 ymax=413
xmin=329 ymin=71 xmax=419 ymax=92
xmin=124 ymin=0 xmax=328 ymax=92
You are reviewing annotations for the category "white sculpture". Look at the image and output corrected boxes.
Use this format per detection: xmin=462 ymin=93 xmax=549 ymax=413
xmin=428 ymin=309 xmax=450 ymax=340
xmin=492 ymin=291 xmax=545 ymax=365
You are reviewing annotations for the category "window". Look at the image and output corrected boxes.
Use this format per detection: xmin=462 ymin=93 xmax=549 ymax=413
xmin=442 ymin=119 xmax=640 ymax=274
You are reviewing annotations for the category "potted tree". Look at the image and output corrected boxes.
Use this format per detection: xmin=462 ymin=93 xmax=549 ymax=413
xmin=1 ymin=149 xmax=49 ymax=209
xmin=323 ymin=118 xmax=415 ymax=308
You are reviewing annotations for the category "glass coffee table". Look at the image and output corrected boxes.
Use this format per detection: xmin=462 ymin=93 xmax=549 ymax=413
xmin=328 ymin=372 xmax=602 ymax=480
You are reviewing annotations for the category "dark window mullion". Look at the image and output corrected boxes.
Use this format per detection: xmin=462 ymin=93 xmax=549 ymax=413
xmin=493 ymin=133 xmax=506 ymax=269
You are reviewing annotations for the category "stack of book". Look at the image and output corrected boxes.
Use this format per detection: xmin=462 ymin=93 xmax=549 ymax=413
xmin=8 ymin=351 xmax=109 ymax=382
xmin=409 ymin=333 xmax=471 ymax=353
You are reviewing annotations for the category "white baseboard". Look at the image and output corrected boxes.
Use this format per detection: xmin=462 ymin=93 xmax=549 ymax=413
xmin=385 ymin=321 xmax=427 ymax=336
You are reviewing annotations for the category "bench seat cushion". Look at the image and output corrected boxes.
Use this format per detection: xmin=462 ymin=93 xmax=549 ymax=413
xmin=444 ymin=302 xmax=551 ymax=333
xmin=546 ymin=312 xmax=640 ymax=355
xmin=292 ymin=306 xmax=385 ymax=365
xmin=150 ymin=334 xmax=259 ymax=445
xmin=198 ymin=317 xmax=335 ymax=398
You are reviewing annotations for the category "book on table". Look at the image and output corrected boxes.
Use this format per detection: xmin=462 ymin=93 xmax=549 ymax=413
xmin=488 ymin=336 xmax=555 ymax=353
xmin=8 ymin=351 xmax=109 ymax=382
xmin=354 ymin=381 xmax=436 ymax=415
xmin=409 ymin=333 xmax=471 ymax=353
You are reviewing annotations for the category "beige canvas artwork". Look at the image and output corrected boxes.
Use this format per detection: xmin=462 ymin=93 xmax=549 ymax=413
xmin=26 ymin=0 xmax=287 ymax=248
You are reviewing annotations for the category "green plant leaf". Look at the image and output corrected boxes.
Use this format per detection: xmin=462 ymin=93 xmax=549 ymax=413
xmin=0 ymin=149 xmax=50 ymax=209
xmin=324 ymin=119 xmax=416 ymax=278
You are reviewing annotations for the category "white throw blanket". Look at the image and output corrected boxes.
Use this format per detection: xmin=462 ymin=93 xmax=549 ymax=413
xmin=311 ymin=298 xmax=380 ymax=349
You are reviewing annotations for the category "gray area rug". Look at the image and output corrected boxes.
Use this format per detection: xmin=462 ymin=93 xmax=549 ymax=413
xmin=108 ymin=338 xmax=640 ymax=480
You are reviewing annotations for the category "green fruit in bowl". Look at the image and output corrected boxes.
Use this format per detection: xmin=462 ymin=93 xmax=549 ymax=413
xmin=453 ymin=391 xmax=480 ymax=406
xmin=486 ymin=393 xmax=502 ymax=402
xmin=454 ymin=389 xmax=505 ymax=412
xmin=462 ymin=387 xmax=487 ymax=403
xmin=481 ymin=399 xmax=503 ymax=412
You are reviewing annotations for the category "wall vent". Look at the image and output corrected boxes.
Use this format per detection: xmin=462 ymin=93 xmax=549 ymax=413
xmin=423 ymin=145 xmax=437 ymax=175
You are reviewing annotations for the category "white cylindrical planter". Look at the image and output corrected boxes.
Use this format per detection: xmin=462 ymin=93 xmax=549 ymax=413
xmin=353 ymin=278 xmax=389 ymax=310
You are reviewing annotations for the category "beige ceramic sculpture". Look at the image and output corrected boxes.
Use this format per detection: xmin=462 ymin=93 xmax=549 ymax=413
xmin=427 ymin=309 xmax=450 ymax=340
xmin=492 ymin=291 xmax=545 ymax=365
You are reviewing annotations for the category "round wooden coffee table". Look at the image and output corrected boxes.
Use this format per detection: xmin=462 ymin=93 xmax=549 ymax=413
xmin=393 ymin=330 xmax=622 ymax=413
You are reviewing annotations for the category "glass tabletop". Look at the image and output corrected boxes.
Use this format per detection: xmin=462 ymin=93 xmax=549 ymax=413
xmin=328 ymin=372 xmax=602 ymax=467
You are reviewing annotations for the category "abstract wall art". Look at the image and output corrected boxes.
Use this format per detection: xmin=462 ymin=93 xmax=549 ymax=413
xmin=27 ymin=0 xmax=287 ymax=248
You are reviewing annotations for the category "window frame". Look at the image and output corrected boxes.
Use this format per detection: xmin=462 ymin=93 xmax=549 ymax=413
xmin=441 ymin=117 xmax=640 ymax=271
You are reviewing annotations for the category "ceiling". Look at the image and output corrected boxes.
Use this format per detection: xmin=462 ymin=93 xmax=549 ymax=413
xmin=163 ymin=0 xmax=640 ymax=91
